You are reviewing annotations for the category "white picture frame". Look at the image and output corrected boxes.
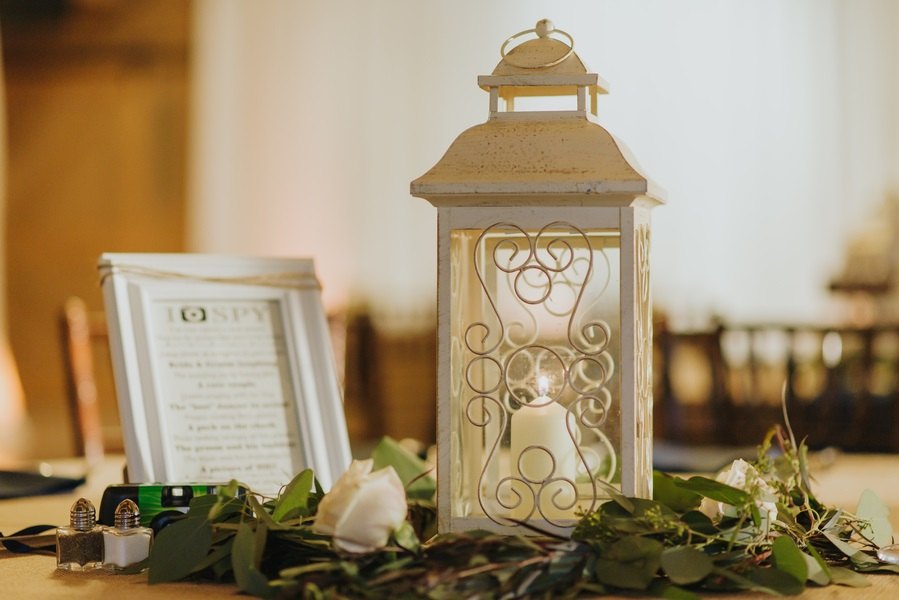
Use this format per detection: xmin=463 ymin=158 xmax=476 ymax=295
xmin=98 ymin=253 xmax=351 ymax=492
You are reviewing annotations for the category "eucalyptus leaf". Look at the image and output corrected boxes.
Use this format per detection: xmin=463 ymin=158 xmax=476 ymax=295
xmin=279 ymin=561 xmax=344 ymax=579
xmin=598 ymin=497 xmax=675 ymax=528
xmin=774 ymin=503 xmax=798 ymax=529
xmin=829 ymin=565 xmax=873 ymax=587
xmin=748 ymin=564 xmax=805 ymax=595
xmin=653 ymin=471 xmax=701 ymax=513
xmin=604 ymin=535 xmax=664 ymax=562
xmin=186 ymin=495 xmax=220 ymax=518
xmin=242 ymin=568 xmax=273 ymax=598
xmin=711 ymin=566 xmax=777 ymax=594
xmin=858 ymin=563 xmax=899 ymax=575
xmin=371 ymin=436 xmax=436 ymax=500
xmin=253 ymin=519 xmax=268 ymax=566
xmin=660 ymin=546 xmax=713 ymax=585
xmin=750 ymin=503 xmax=762 ymax=528
xmin=393 ymin=520 xmax=420 ymax=553
xmin=594 ymin=536 xmax=663 ymax=590
xmin=191 ymin=536 xmax=236 ymax=575
xmin=675 ymin=476 xmax=749 ymax=506
xmin=771 ymin=536 xmax=808 ymax=583
xmin=232 ymin=523 xmax=272 ymax=598
xmin=801 ymin=550 xmax=830 ymax=586
xmin=148 ymin=516 xmax=213 ymax=584
xmin=773 ymin=454 xmax=796 ymax=484
xmin=680 ymin=510 xmax=718 ymax=536
xmin=211 ymin=497 xmax=246 ymax=522
xmin=609 ymin=490 xmax=636 ymax=513
xmin=601 ymin=517 xmax=658 ymax=535
xmin=712 ymin=567 xmax=760 ymax=596
xmin=823 ymin=531 xmax=877 ymax=565
xmin=272 ymin=469 xmax=314 ymax=522
xmin=212 ymin=553 xmax=233 ymax=579
xmin=595 ymin=558 xmax=652 ymax=592
xmin=806 ymin=544 xmax=832 ymax=585
xmin=856 ymin=488 xmax=889 ymax=518
xmin=856 ymin=489 xmax=893 ymax=548
xmin=822 ymin=508 xmax=842 ymax=531
xmin=632 ymin=497 xmax=678 ymax=520
xmin=231 ymin=524 xmax=254 ymax=570
xmin=191 ymin=493 xmax=244 ymax=522
xmin=587 ymin=498 xmax=673 ymax=536
xmin=598 ymin=499 xmax=634 ymax=520
xmin=219 ymin=479 xmax=242 ymax=499
xmin=247 ymin=495 xmax=280 ymax=531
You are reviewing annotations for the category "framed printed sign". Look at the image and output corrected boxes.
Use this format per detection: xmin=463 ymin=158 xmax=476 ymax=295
xmin=99 ymin=253 xmax=351 ymax=493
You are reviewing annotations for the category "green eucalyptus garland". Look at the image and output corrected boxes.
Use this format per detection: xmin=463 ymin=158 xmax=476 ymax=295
xmin=144 ymin=431 xmax=898 ymax=599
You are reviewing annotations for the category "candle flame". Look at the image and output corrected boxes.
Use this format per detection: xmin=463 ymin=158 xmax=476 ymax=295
xmin=536 ymin=375 xmax=550 ymax=397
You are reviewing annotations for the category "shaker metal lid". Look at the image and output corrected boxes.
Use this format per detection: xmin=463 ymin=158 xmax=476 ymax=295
xmin=69 ymin=497 xmax=97 ymax=530
xmin=113 ymin=498 xmax=141 ymax=529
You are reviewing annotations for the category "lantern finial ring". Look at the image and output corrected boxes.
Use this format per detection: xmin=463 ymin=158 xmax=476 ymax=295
xmin=500 ymin=19 xmax=574 ymax=69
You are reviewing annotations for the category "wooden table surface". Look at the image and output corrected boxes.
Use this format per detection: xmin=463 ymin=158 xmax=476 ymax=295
xmin=3 ymin=452 xmax=899 ymax=598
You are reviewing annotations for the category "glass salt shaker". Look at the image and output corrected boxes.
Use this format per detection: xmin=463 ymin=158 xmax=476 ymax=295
xmin=103 ymin=499 xmax=153 ymax=571
xmin=56 ymin=497 xmax=104 ymax=571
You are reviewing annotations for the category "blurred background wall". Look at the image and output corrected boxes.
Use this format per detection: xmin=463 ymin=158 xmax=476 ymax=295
xmin=189 ymin=0 xmax=899 ymax=327
xmin=1 ymin=0 xmax=189 ymax=460
xmin=1 ymin=0 xmax=898 ymax=458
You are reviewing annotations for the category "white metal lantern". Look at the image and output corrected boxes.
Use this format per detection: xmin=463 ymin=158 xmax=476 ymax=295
xmin=411 ymin=20 xmax=664 ymax=535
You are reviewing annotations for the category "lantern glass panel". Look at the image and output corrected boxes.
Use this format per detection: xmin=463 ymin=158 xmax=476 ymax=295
xmin=449 ymin=222 xmax=622 ymax=526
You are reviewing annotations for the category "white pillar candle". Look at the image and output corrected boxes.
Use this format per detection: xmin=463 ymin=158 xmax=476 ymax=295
xmin=510 ymin=377 xmax=577 ymax=521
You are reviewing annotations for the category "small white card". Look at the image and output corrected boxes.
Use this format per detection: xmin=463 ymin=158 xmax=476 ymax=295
xmin=99 ymin=254 xmax=351 ymax=492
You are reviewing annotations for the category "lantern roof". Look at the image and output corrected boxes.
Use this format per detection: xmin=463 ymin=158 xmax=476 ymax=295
xmin=411 ymin=20 xmax=664 ymax=208
xmin=479 ymin=19 xmax=610 ymax=103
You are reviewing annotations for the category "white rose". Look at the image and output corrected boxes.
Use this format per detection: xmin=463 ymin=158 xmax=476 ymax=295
xmin=312 ymin=459 xmax=408 ymax=553
xmin=700 ymin=459 xmax=778 ymax=528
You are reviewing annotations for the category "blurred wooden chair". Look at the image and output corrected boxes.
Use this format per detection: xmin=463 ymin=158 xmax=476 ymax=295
xmin=60 ymin=296 xmax=119 ymax=464
xmin=342 ymin=312 xmax=437 ymax=447
xmin=653 ymin=324 xmax=728 ymax=445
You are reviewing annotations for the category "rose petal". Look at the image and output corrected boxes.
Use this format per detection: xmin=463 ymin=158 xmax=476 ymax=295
xmin=333 ymin=467 xmax=407 ymax=553
xmin=313 ymin=459 xmax=374 ymax=535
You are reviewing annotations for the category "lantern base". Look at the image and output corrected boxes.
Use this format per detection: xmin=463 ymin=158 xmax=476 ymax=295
xmin=442 ymin=516 xmax=581 ymax=537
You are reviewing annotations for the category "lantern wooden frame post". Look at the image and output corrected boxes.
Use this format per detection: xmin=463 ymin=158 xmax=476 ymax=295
xmin=619 ymin=206 xmax=654 ymax=500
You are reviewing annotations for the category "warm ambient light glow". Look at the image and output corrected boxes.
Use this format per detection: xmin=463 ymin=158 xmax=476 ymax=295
xmin=0 ymin=43 xmax=28 ymax=464
xmin=821 ymin=331 xmax=843 ymax=368
xmin=0 ymin=339 xmax=28 ymax=464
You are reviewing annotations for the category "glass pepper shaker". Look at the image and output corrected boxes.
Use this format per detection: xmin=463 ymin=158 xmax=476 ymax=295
xmin=56 ymin=497 xmax=104 ymax=571
xmin=102 ymin=499 xmax=153 ymax=571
